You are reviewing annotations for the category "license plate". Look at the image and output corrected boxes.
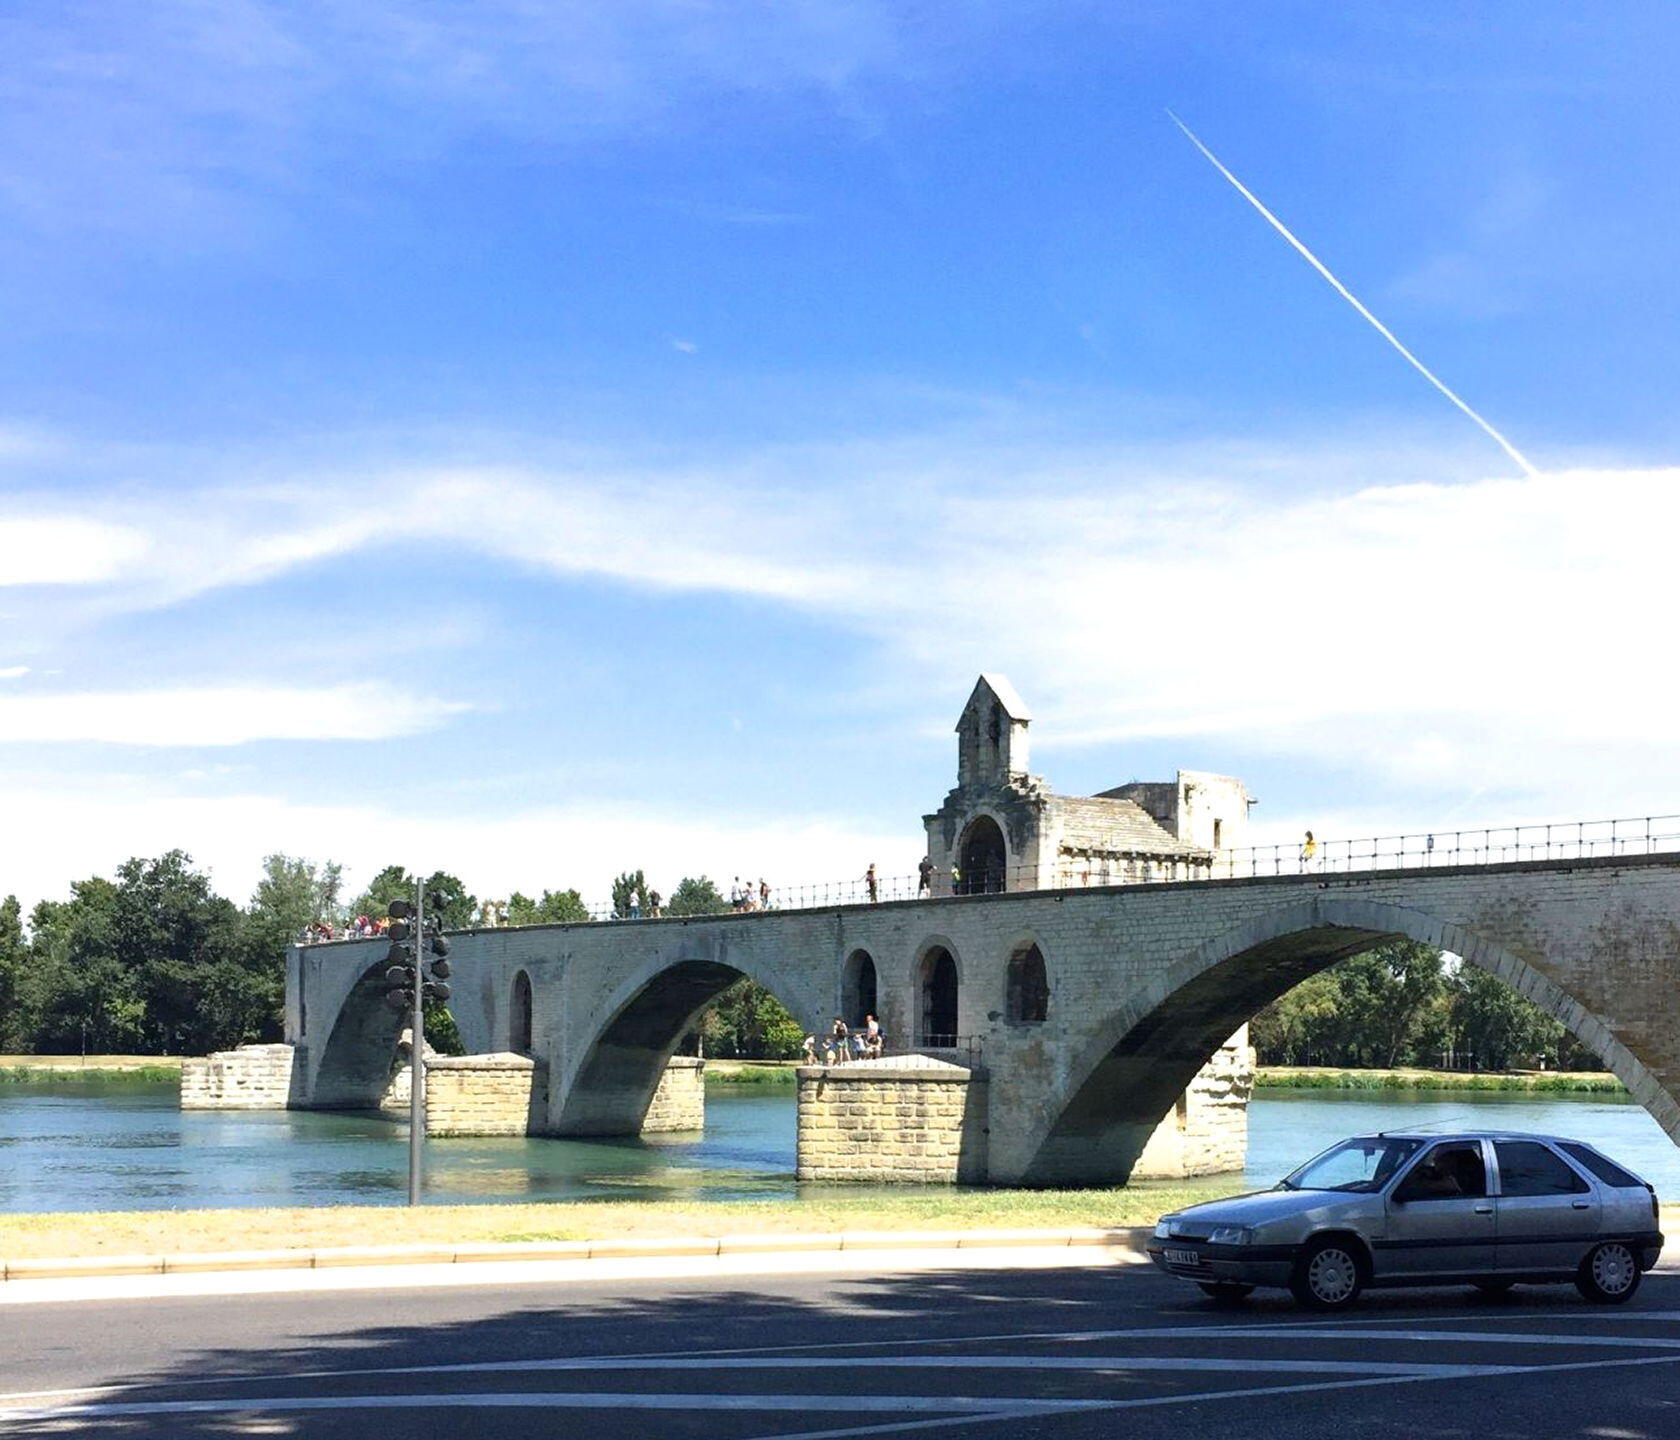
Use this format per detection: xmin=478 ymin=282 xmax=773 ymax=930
xmin=1164 ymin=1248 xmax=1201 ymax=1265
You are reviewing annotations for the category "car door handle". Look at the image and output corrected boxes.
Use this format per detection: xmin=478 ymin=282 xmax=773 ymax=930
xmin=1572 ymin=1201 xmax=1592 ymax=1210
xmin=1474 ymin=1204 xmax=1493 ymax=1214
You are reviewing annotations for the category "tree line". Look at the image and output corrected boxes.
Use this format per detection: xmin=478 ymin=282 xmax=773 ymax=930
xmin=0 ymin=853 xmax=1598 ymax=1072
xmin=1248 ymin=940 xmax=1605 ymax=1072
xmin=0 ymin=852 xmax=800 ymax=1059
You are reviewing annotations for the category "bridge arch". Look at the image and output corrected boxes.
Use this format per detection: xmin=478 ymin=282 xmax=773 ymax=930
xmin=1021 ymin=895 xmax=1680 ymax=1186
xmin=309 ymin=950 xmax=409 ymax=1109
xmin=554 ymin=952 xmax=812 ymax=1136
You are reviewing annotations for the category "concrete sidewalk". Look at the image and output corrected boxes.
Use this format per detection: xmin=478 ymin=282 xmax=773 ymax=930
xmin=0 ymin=1229 xmax=1154 ymax=1305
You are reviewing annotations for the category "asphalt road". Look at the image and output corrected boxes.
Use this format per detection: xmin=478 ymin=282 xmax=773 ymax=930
xmin=4 ymin=1262 xmax=1680 ymax=1439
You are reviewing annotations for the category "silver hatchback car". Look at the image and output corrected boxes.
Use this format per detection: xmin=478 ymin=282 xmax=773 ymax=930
xmin=1147 ymin=1130 xmax=1663 ymax=1311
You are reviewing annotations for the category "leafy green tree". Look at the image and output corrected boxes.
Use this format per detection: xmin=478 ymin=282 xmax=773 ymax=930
xmin=25 ymin=881 xmax=145 ymax=1054
xmin=1248 ymin=969 xmax=1341 ymax=1066
xmin=351 ymin=866 xmax=476 ymax=929
xmin=250 ymin=855 xmax=343 ymax=938
xmin=1449 ymin=964 xmax=1564 ymax=1070
xmin=666 ymin=876 xmax=727 ymax=917
xmin=506 ymin=889 xmax=591 ymax=925
xmin=701 ymin=979 xmax=805 ymax=1059
xmin=0 ymin=896 xmax=26 ymax=1050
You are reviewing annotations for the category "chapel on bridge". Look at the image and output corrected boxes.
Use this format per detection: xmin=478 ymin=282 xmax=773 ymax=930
xmin=923 ymin=674 xmax=1256 ymax=893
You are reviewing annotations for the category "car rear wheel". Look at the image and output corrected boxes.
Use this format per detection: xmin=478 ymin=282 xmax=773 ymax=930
xmin=1197 ymin=1282 xmax=1254 ymax=1302
xmin=1576 ymin=1242 xmax=1641 ymax=1304
xmin=1290 ymin=1237 xmax=1365 ymax=1312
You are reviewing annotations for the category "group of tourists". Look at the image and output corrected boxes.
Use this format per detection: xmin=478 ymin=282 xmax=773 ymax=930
xmin=619 ymin=887 xmax=661 ymax=920
xmin=803 ymin=1014 xmax=884 ymax=1065
xmin=296 ymin=915 xmax=387 ymax=944
xmin=730 ymin=877 xmax=771 ymax=911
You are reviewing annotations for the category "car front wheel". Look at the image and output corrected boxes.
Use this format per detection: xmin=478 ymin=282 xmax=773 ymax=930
xmin=1290 ymin=1237 xmax=1365 ymax=1312
xmin=1577 ymin=1242 xmax=1642 ymax=1305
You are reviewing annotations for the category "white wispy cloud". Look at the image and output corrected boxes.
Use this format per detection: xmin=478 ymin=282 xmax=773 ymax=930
xmin=0 ymin=666 xmax=27 ymax=680
xmin=5 ymin=429 xmax=1678 ymax=826
xmin=0 ymin=517 xmax=150 ymax=585
xmin=0 ymin=683 xmax=467 ymax=747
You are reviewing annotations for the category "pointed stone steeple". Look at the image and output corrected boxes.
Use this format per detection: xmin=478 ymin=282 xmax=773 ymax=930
xmin=956 ymin=673 xmax=1032 ymax=789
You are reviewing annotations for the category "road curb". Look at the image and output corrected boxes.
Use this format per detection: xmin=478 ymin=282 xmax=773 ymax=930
xmin=0 ymin=1226 xmax=1151 ymax=1282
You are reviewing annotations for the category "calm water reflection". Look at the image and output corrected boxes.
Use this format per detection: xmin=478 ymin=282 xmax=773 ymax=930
xmin=2 ymin=1079 xmax=1676 ymax=1212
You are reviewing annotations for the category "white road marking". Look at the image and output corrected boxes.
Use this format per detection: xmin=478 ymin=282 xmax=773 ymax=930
xmin=337 ymin=1353 xmax=1508 ymax=1378
xmin=1244 ymin=1327 xmax=1680 ymax=1350
xmin=13 ymin=1354 xmax=1680 ymax=1434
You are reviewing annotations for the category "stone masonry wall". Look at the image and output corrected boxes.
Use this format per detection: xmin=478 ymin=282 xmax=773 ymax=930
xmin=1132 ymin=1028 xmax=1254 ymax=1179
xmin=796 ymin=1055 xmax=988 ymax=1183
xmin=425 ymin=1053 xmax=545 ymax=1137
xmin=299 ymin=854 xmax=1680 ymax=1183
xmin=641 ymin=1055 xmax=705 ymax=1132
xmin=180 ymin=1043 xmax=296 ymax=1109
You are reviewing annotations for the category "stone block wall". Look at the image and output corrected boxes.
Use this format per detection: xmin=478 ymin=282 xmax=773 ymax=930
xmin=425 ymin=1053 xmax=546 ymax=1137
xmin=796 ymin=1054 xmax=988 ymax=1183
xmin=1132 ymin=1028 xmax=1255 ymax=1179
xmin=180 ymin=1043 xmax=296 ymax=1109
xmin=641 ymin=1055 xmax=705 ymax=1132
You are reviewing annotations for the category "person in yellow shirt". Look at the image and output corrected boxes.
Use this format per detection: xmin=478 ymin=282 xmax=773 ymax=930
xmin=1300 ymin=831 xmax=1318 ymax=870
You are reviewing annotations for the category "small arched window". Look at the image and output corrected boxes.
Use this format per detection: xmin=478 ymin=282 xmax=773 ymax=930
xmin=842 ymin=949 xmax=878 ymax=1025
xmin=511 ymin=970 xmax=534 ymax=1054
xmin=918 ymin=946 xmax=960 ymax=1046
xmin=1006 ymin=943 xmax=1048 ymax=1024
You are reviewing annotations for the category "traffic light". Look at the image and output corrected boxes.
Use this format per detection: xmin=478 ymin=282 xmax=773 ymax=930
xmin=384 ymin=902 xmax=417 ymax=1010
xmin=422 ymin=918 xmax=452 ymax=1003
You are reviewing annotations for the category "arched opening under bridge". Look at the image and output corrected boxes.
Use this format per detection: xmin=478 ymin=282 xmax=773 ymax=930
xmin=555 ymin=959 xmax=804 ymax=1136
xmin=1020 ymin=898 xmax=1676 ymax=1187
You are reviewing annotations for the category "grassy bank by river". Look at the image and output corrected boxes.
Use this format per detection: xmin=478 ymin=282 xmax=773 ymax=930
xmin=0 ymin=1181 xmax=1247 ymax=1261
xmin=0 ymin=1055 xmax=183 ymax=1084
xmin=1256 ymin=1066 xmax=1626 ymax=1094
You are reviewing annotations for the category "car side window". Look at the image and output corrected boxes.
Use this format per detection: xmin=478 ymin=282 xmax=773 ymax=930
xmin=1393 ymin=1141 xmax=1488 ymax=1202
xmin=1496 ymin=1140 xmax=1589 ymax=1197
xmin=1558 ymin=1142 xmax=1642 ymax=1188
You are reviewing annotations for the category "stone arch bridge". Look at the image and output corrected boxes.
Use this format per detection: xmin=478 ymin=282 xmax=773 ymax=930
xmin=285 ymin=853 xmax=1680 ymax=1185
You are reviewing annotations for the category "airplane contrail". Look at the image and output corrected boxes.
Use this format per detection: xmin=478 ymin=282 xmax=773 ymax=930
xmin=1167 ymin=111 xmax=1539 ymax=478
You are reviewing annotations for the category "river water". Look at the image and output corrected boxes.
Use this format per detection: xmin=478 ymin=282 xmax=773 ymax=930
xmin=1 ymin=1081 xmax=1676 ymax=1213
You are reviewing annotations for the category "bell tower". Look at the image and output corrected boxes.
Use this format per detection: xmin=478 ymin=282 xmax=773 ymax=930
xmin=956 ymin=673 xmax=1032 ymax=789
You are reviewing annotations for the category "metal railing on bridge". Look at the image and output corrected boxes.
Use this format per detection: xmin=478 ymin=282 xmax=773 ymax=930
xmin=296 ymin=811 xmax=1680 ymax=940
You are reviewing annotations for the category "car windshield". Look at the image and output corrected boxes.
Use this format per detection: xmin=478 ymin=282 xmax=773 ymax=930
xmin=1281 ymin=1137 xmax=1425 ymax=1193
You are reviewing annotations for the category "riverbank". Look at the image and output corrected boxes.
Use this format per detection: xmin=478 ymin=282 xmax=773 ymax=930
xmin=1255 ymin=1066 xmax=1626 ymax=1094
xmin=0 ymin=1181 xmax=1245 ymax=1261
xmin=0 ymin=1055 xmax=183 ymax=1084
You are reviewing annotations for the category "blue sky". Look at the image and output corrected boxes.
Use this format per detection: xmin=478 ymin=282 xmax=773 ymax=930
xmin=3 ymin=2 xmax=1679 ymax=910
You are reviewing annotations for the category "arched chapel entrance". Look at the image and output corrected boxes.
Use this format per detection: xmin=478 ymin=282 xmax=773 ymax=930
xmin=957 ymin=816 xmax=1007 ymax=895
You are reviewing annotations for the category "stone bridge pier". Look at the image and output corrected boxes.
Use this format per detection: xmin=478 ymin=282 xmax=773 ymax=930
xmin=283 ymin=853 xmax=1680 ymax=1186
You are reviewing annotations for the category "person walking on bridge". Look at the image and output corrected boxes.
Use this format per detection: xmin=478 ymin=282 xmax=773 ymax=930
xmin=865 ymin=863 xmax=879 ymax=903
xmin=1300 ymin=831 xmax=1318 ymax=871
xmin=917 ymin=855 xmax=935 ymax=896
